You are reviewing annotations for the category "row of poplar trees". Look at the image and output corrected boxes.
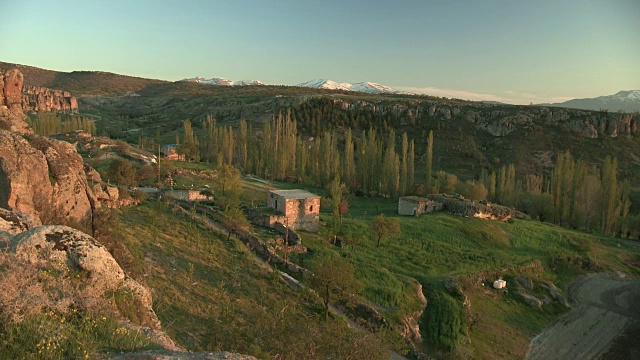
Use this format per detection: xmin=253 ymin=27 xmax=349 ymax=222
xmin=27 ymin=112 xmax=96 ymax=136
xmin=475 ymin=152 xmax=631 ymax=236
xmin=180 ymin=112 xmax=417 ymax=198
xmin=176 ymin=112 xmax=633 ymax=237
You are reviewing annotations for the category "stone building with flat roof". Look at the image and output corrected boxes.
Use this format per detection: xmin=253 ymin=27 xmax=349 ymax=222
xmin=266 ymin=189 xmax=320 ymax=232
xmin=398 ymin=196 xmax=443 ymax=216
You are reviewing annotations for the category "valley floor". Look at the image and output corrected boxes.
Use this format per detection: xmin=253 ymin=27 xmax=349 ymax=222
xmin=526 ymin=274 xmax=640 ymax=360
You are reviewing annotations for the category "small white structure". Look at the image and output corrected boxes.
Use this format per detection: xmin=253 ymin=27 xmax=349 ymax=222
xmin=493 ymin=279 xmax=507 ymax=289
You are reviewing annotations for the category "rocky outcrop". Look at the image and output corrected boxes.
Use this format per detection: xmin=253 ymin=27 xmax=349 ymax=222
xmin=22 ymin=85 xmax=78 ymax=113
xmin=0 ymin=208 xmax=40 ymax=235
xmin=520 ymin=293 xmax=543 ymax=309
xmin=540 ymin=282 xmax=570 ymax=308
xmin=0 ymin=130 xmax=99 ymax=225
xmin=9 ymin=225 xmax=161 ymax=328
xmin=11 ymin=225 xmax=124 ymax=296
xmin=515 ymin=275 xmax=534 ymax=290
xmin=0 ymin=68 xmax=32 ymax=133
xmin=401 ymin=283 xmax=428 ymax=343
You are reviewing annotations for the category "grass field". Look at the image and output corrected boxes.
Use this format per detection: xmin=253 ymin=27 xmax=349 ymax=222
xmin=116 ymin=201 xmax=391 ymax=359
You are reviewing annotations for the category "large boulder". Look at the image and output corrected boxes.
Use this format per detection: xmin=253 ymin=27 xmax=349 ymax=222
xmin=519 ymin=292 xmax=543 ymax=309
xmin=9 ymin=225 xmax=161 ymax=328
xmin=0 ymin=130 xmax=99 ymax=225
xmin=11 ymin=226 xmax=124 ymax=297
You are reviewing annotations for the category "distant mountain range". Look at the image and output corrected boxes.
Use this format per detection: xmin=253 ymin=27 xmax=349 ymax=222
xmin=180 ymin=77 xmax=265 ymax=86
xmin=180 ymin=77 xmax=406 ymax=94
xmin=540 ymin=90 xmax=640 ymax=113
xmin=294 ymin=79 xmax=408 ymax=94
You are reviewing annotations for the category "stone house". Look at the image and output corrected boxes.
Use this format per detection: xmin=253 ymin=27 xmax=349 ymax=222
xmin=266 ymin=189 xmax=320 ymax=232
xmin=162 ymin=144 xmax=185 ymax=161
xmin=398 ymin=196 xmax=443 ymax=216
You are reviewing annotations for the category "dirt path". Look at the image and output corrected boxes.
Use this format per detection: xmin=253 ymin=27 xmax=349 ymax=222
xmin=526 ymin=273 xmax=640 ymax=360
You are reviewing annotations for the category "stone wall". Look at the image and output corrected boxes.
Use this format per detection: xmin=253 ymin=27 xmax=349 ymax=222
xmin=398 ymin=196 xmax=443 ymax=216
xmin=163 ymin=189 xmax=213 ymax=202
xmin=427 ymin=194 xmax=529 ymax=221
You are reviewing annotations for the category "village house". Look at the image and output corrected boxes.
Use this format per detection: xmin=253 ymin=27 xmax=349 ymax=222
xmin=398 ymin=196 xmax=443 ymax=216
xmin=265 ymin=189 xmax=320 ymax=232
xmin=162 ymin=144 xmax=185 ymax=161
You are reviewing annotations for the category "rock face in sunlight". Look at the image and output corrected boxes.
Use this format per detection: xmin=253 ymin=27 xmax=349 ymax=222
xmin=22 ymin=85 xmax=79 ymax=113
xmin=0 ymin=130 xmax=99 ymax=226
xmin=0 ymin=68 xmax=32 ymax=133
xmin=0 ymin=208 xmax=40 ymax=235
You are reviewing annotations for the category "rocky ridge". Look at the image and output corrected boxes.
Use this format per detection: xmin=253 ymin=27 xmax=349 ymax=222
xmin=22 ymin=84 xmax=79 ymax=112
xmin=330 ymin=98 xmax=640 ymax=139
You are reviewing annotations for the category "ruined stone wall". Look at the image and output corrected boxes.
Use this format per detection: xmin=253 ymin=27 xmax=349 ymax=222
xmin=398 ymin=197 xmax=443 ymax=216
xmin=163 ymin=189 xmax=212 ymax=202
xmin=398 ymin=198 xmax=424 ymax=216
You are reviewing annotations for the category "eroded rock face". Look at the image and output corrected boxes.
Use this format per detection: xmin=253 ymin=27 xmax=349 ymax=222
xmin=22 ymin=85 xmax=79 ymax=113
xmin=0 ymin=130 xmax=99 ymax=225
xmin=0 ymin=69 xmax=32 ymax=133
xmin=3 ymin=69 xmax=23 ymax=111
xmin=0 ymin=208 xmax=41 ymax=235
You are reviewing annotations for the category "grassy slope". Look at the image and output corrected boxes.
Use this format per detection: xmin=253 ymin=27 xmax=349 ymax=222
xmin=234 ymin=172 xmax=640 ymax=359
xmin=116 ymin=201 xmax=389 ymax=359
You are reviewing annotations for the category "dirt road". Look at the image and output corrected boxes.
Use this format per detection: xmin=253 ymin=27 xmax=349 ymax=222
xmin=526 ymin=274 xmax=640 ymax=360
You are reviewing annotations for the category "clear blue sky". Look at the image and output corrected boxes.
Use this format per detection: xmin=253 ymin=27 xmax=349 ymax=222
xmin=1 ymin=0 xmax=638 ymax=104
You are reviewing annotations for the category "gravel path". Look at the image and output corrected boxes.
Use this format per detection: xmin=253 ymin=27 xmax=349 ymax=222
xmin=526 ymin=274 xmax=640 ymax=360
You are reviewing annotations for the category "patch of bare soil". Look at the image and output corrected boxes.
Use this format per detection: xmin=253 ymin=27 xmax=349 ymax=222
xmin=526 ymin=274 xmax=640 ymax=360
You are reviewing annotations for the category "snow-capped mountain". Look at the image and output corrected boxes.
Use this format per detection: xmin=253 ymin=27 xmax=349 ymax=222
xmin=180 ymin=77 xmax=263 ymax=86
xmin=296 ymin=79 xmax=406 ymax=94
xmin=232 ymin=80 xmax=265 ymax=86
xmin=541 ymin=90 xmax=640 ymax=113
xmin=181 ymin=76 xmax=404 ymax=94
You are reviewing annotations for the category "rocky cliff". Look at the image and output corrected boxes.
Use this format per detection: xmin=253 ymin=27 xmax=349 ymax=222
xmin=0 ymin=68 xmax=98 ymax=226
xmin=0 ymin=130 xmax=99 ymax=226
xmin=22 ymin=84 xmax=79 ymax=112
xmin=0 ymin=68 xmax=32 ymax=133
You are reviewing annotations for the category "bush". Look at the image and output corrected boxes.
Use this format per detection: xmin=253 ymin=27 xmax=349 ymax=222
xmin=107 ymin=159 xmax=136 ymax=186
xmin=422 ymin=283 xmax=467 ymax=350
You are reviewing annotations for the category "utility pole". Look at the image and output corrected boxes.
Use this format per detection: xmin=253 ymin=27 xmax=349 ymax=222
xmin=157 ymin=144 xmax=161 ymax=190
xmin=284 ymin=218 xmax=289 ymax=265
